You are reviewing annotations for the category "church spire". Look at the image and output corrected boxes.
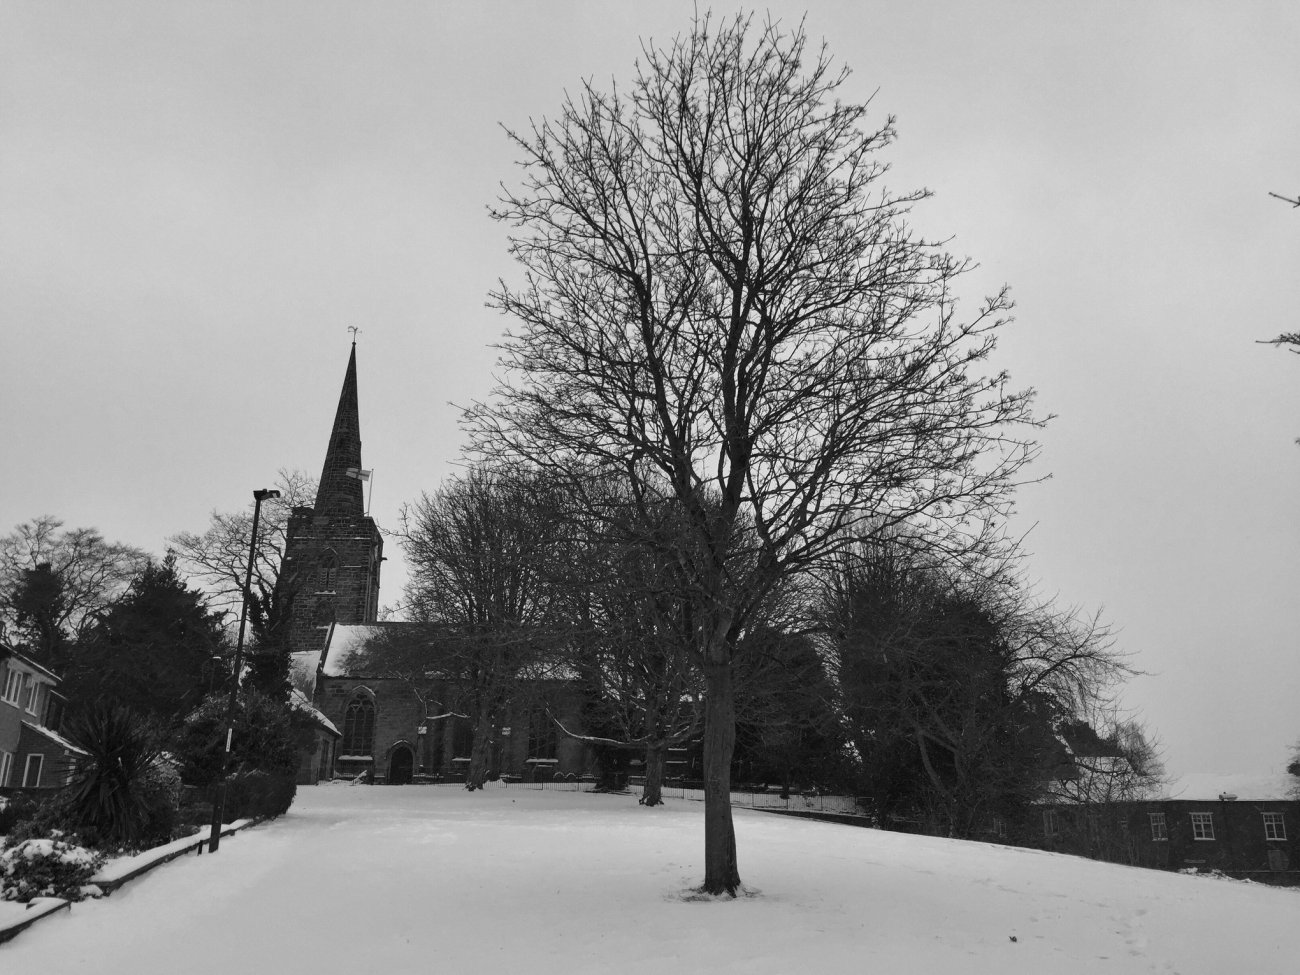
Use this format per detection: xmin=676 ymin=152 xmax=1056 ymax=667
xmin=313 ymin=342 xmax=366 ymax=520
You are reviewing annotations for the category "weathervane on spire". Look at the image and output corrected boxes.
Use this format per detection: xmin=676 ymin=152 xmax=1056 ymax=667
xmin=348 ymin=325 xmax=361 ymax=344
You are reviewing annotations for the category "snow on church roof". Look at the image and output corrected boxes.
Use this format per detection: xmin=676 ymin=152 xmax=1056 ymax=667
xmin=322 ymin=624 xmax=389 ymax=677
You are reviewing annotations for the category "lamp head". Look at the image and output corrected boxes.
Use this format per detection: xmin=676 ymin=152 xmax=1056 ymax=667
xmin=254 ymin=489 xmax=281 ymax=502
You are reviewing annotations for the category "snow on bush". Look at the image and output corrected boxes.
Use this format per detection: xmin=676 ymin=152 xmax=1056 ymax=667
xmin=1 ymin=835 xmax=105 ymax=903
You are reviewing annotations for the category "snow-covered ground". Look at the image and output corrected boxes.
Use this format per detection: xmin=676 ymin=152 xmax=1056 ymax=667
xmin=5 ymin=784 xmax=1296 ymax=973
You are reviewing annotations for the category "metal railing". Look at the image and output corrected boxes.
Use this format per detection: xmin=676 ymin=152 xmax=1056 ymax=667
xmin=494 ymin=777 xmax=868 ymax=816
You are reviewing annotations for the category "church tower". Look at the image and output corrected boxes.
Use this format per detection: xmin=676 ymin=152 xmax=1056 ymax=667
xmin=279 ymin=342 xmax=383 ymax=656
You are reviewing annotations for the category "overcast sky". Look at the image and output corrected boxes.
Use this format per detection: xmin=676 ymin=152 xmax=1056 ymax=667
xmin=3 ymin=1 xmax=1297 ymax=782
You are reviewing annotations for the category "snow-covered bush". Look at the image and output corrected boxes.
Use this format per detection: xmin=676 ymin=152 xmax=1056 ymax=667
xmin=0 ymin=835 xmax=105 ymax=902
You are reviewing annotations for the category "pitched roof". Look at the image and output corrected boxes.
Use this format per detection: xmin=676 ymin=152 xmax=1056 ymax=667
xmin=290 ymin=688 xmax=340 ymax=736
xmin=21 ymin=720 xmax=87 ymax=755
xmin=322 ymin=623 xmax=391 ymax=676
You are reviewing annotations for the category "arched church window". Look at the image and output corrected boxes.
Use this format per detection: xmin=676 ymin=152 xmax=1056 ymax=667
xmin=341 ymin=692 xmax=375 ymax=757
xmin=318 ymin=551 xmax=339 ymax=592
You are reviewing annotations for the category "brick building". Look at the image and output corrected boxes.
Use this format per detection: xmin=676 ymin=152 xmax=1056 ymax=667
xmin=283 ymin=345 xmax=593 ymax=785
xmin=1028 ymin=773 xmax=1300 ymax=886
xmin=0 ymin=643 xmax=84 ymax=792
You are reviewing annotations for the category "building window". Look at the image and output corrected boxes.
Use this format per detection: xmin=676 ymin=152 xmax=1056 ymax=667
xmin=1 ymin=667 xmax=22 ymax=705
xmin=1191 ymin=812 xmax=1215 ymax=840
xmin=23 ymin=676 xmax=39 ymax=716
xmin=1263 ymin=812 xmax=1287 ymax=841
xmin=527 ymin=707 xmax=558 ymax=761
xmin=340 ymin=694 xmax=375 ymax=757
xmin=1043 ymin=809 xmax=1060 ymax=837
xmin=0 ymin=750 xmax=13 ymax=787
xmin=318 ymin=551 xmax=339 ymax=592
xmin=1149 ymin=812 xmax=1168 ymax=841
xmin=22 ymin=753 xmax=43 ymax=789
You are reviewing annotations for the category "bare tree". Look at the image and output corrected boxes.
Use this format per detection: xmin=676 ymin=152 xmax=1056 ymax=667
xmin=169 ymin=469 xmax=315 ymax=629
xmin=561 ymin=510 xmax=705 ymax=806
xmin=398 ymin=466 xmax=567 ymax=790
xmin=0 ymin=516 xmax=149 ymax=667
xmin=823 ymin=535 xmax=1132 ymax=838
xmin=470 ymin=14 xmax=1038 ymax=893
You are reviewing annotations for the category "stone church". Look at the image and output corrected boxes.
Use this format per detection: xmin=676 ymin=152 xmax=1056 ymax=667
xmin=285 ymin=344 xmax=592 ymax=785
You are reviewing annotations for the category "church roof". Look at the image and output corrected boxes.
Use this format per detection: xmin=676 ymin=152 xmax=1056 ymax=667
xmin=322 ymin=623 xmax=390 ymax=676
xmin=313 ymin=342 xmax=366 ymax=520
xmin=319 ymin=621 xmax=455 ymax=678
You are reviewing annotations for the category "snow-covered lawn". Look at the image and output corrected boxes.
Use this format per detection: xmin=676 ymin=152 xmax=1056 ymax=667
xmin=5 ymin=784 xmax=1296 ymax=973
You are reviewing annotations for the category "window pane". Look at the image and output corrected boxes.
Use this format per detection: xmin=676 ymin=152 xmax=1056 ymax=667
xmin=22 ymin=754 xmax=43 ymax=788
xmin=1191 ymin=813 xmax=1214 ymax=840
xmin=1264 ymin=813 xmax=1286 ymax=841
xmin=1149 ymin=812 xmax=1167 ymax=841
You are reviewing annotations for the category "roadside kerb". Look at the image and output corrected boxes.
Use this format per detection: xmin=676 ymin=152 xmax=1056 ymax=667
xmin=0 ymin=817 xmax=259 ymax=945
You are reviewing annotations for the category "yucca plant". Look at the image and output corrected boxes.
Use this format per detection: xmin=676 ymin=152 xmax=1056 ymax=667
xmin=60 ymin=703 xmax=176 ymax=848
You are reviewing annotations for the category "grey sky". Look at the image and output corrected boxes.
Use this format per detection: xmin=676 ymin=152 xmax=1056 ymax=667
xmin=3 ymin=1 xmax=1297 ymax=781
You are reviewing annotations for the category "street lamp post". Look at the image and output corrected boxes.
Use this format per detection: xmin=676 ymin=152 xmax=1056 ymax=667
xmin=208 ymin=487 xmax=280 ymax=852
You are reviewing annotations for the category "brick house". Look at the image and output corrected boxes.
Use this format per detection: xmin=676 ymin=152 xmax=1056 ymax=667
xmin=1029 ymin=773 xmax=1300 ymax=886
xmin=280 ymin=345 xmax=593 ymax=785
xmin=0 ymin=643 xmax=84 ymax=791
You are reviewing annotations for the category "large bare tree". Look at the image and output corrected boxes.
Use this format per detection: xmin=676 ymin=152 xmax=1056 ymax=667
xmin=398 ymin=466 xmax=567 ymax=790
xmin=822 ymin=535 xmax=1131 ymax=838
xmin=560 ymin=506 xmax=705 ymax=806
xmin=0 ymin=516 xmax=148 ymax=667
xmin=469 ymin=14 xmax=1039 ymax=893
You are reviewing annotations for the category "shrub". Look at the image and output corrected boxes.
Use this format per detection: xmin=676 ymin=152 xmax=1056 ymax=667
xmin=175 ymin=690 xmax=307 ymax=822
xmin=0 ymin=794 xmax=42 ymax=837
xmin=176 ymin=690 xmax=307 ymax=785
xmin=0 ymin=836 xmax=104 ymax=902
xmin=60 ymin=703 xmax=179 ymax=848
xmin=224 ymin=770 xmax=297 ymax=821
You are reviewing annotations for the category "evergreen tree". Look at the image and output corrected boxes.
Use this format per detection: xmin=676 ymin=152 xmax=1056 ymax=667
xmin=7 ymin=563 xmax=74 ymax=671
xmin=63 ymin=556 xmax=229 ymax=723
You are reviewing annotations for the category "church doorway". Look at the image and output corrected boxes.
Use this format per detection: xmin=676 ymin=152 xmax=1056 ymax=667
xmin=388 ymin=744 xmax=414 ymax=785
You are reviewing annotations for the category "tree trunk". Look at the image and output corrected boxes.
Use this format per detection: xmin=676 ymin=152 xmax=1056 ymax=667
xmin=641 ymin=741 xmax=666 ymax=807
xmin=701 ymin=660 xmax=740 ymax=895
xmin=466 ymin=701 xmax=495 ymax=791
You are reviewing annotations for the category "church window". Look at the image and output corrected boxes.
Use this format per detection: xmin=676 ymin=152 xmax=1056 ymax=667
xmin=318 ymin=551 xmax=339 ymax=592
xmin=340 ymin=693 xmax=375 ymax=757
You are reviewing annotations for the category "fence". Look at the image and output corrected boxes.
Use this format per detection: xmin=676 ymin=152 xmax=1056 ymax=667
xmin=648 ymin=784 xmax=868 ymax=817
xmin=498 ymin=777 xmax=868 ymax=817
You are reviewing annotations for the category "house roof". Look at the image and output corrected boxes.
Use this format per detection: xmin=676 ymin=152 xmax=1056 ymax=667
xmin=1158 ymin=772 xmax=1296 ymax=802
xmin=21 ymin=720 xmax=87 ymax=755
xmin=1 ymin=647 xmax=60 ymax=683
